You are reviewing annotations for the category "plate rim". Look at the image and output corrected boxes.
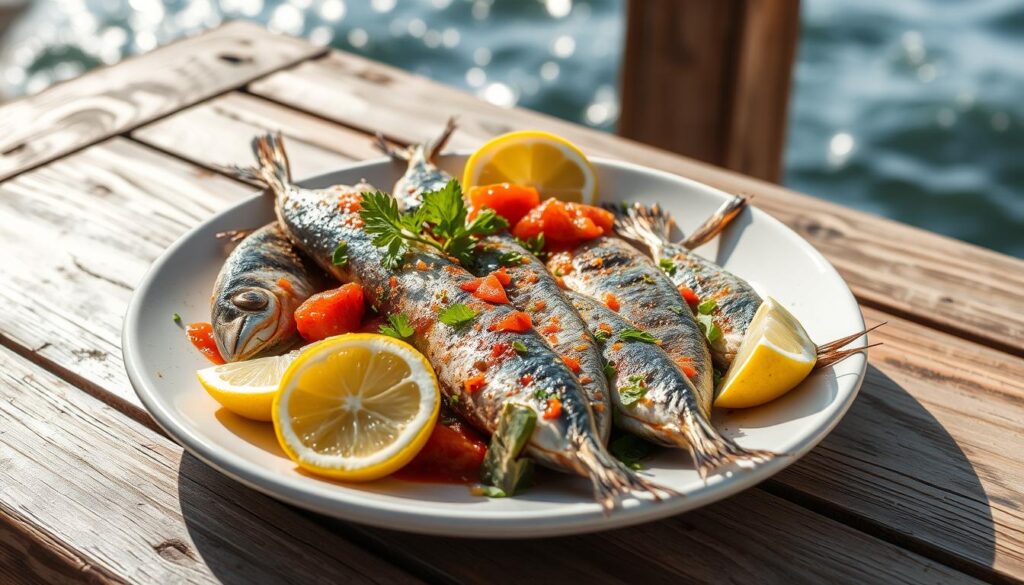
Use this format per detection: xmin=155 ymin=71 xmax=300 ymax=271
xmin=122 ymin=154 xmax=866 ymax=537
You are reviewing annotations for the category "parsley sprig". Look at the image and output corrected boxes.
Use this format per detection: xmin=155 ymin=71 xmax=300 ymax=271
xmin=359 ymin=180 xmax=508 ymax=269
xmin=379 ymin=313 xmax=414 ymax=339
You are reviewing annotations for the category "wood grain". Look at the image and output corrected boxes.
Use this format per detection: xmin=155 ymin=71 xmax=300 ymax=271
xmin=0 ymin=21 xmax=324 ymax=181
xmin=0 ymin=345 xmax=423 ymax=584
xmin=126 ymin=105 xmax=1024 ymax=581
xmin=619 ymin=0 xmax=799 ymax=182
xmin=249 ymin=50 xmax=1024 ymax=356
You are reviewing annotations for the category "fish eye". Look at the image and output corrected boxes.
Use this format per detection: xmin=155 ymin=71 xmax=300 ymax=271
xmin=231 ymin=289 xmax=270 ymax=311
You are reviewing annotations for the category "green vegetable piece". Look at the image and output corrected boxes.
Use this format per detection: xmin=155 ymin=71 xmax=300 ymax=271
xmin=438 ymin=303 xmax=477 ymax=328
xmin=512 ymin=340 xmax=528 ymax=354
xmin=619 ymin=374 xmax=649 ymax=406
xmin=697 ymin=313 xmax=722 ymax=343
xmin=331 ymin=241 xmax=349 ymax=267
xmin=668 ymin=305 xmax=685 ymax=315
xmin=593 ymin=330 xmax=609 ymax=343
xmin=609 ymin=434 xmax=655 ymax=470
xmin=479 ymin=403 xmax=537 ymax=497
xmin=698 ymin=298 xmax=717 ymax=315
xmin=379 ymin=313 xmax=414 ymax=339
xmin=172 ymin=313 xmax=182 ymax=326
xmin=474 ymin=485 xmax=508 ymax=498
xmin=658 ymin=258 xmax=677 ymax=276
xmin=619 ymin=328 xmax=660 ymax=344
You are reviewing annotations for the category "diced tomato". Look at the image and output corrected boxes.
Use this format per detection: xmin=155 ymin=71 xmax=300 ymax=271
xmin=603 ymin=292 xmax=620 ymax=312
xmin=474 ymin=274 xmax=509 ymax=304
xmin=467 ymin=183 xmax=541 ymax=226
xmin=415 ymin=259 xmax=429 ymax=271
xmin=491 ymin=266 xmax=512 ymax=286
xmin=678 ymin=285 xmax=700 ymax=306
xmin=512 ymin=198 xmax=614 ymax=248
xmin=547 ymin=251 xmax=574 ymax=277
xmin=186 ymin=322 xmax=224 ymax=364
xmin=520 ymin=374 xmax=533 ymax=386
xmin=561 ymin=354 xmax=581 ymax=373
xmin=492 ymin=342 xmax=510 ymax=358
xmin=460 ymin=277 xmax=483 ymax=292
xmin=543 ymin=398 xmax=562 ymax=419
xmin=464 ymin=374 xmax=487 ymax=394
xmin=394 ymin=419 xmax=488 ymax=484
xmin=294 ymin=283 xmax=365 ymax=341
xmin=489 ymin=311 xmax=532 ymax=332
xmin=337 ymin=190 xmax=363 ymax=213
xmin=681 ymin=365 xmax=697 ymax=379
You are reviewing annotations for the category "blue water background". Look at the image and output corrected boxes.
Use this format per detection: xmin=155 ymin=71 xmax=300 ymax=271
xmin=1 ymin=0 xmax=1021 ymax=257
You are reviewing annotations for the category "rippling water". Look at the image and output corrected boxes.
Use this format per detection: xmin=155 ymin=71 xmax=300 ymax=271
xmin=1 ymin=0 xmax=1021 ymax=257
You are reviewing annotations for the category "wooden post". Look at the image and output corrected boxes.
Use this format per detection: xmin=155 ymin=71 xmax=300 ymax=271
xmin=618 ymin=0 xmax=800 ymax=183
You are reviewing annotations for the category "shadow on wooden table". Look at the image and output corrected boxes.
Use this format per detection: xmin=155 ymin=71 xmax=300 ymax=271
xmin=175 ymin=364 xmax=994 ymax=583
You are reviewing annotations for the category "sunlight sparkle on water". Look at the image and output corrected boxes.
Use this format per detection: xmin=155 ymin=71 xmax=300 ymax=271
xmin=348 ymin=28 xmax=369 ymax=48
xmin=828 ymin=132 xmax=855 ymax=168
xmin=318 ymin=0 xmax=346 ymax=22
xmin=545 ymin=0 xmax=572 ymax=19
xmin=552 ymin=35 xmax=575 ymax=59
xmin=480 ymin=82 xmax=516 ymax=108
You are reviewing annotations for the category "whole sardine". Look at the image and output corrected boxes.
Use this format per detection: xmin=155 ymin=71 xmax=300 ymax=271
xmin=211 ymin=223 xmax=319 ymax=362
xmin=377 ymin=124 xmax=613 ymax=443
xmin=566 ymin=290 xmax=771 ymax=477
xmin=614 ymin=200 xmax=877 ymax=370
xmin=237 ymin=133 xmax=660 ymax=509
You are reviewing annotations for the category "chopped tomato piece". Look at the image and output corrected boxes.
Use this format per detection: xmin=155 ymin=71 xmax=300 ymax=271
xmin=520 ymin=374 xmax=533 ymax=386
xmin=415 ymin=259 xmax=429 ymax=271
xmin=512 ymin=198 xmax=614 ymax=248
xmin=547 ymin=251 xmax=574 ymax=277
xmin=491 ymin=266 xmax=512 ymax=286
xmin=467 ymin=183 xmax=541 ymax=226
xmin=603 ymin=292 xmax=621 ymax=312
xmin=294 ymin=283 xmax=365 ymax=341
xmin=337 ymin=191 xmax=363 ymax=213
xmin=561 ymin=354 xmax=581 ymax=373
xmin=460 ymin=277 xmax=483 ymax=292
xmin=464 ymin=374 xmax=487 ymax=394
xmin=473 ymin=274 xmax=509 ymax=304
xmin=489 ymin=311 xmax=532 ymax=332
xmin=491 ymin=342 xmax=510 ymax=358
xmin=543 ymin=398 xmax=562 ymax=419
xmin=186 ymin=322 xmax=224 ymax=364
xmin=681 ymin=364 xmax=697 ymax=379
xmin=678 ymin=285 xmax=700 ymax=306
xmin=394 ymin=420 xmax=488 ymax=484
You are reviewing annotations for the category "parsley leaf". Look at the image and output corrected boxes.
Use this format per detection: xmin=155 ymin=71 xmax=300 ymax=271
xmin=697 ymin=298 xmax=717 ymax=315
xmin=379 ymin=313 xmax=414 ymax=339
xmin=332 ymin=241 xmax=349 ymax=267
xmin=515 ymin=234 xmax=546 ymax=258
xmin=641 ymin=274 xmax=656 ymax=285
xmin=512 ymin=340 xmax=528 ymax=354
xmin=498 ymin=250 xmax=525 ymax=266
xmin=696 ymin=313 xmax=723 ymax=343
xmin=619 ymin=328 xmax=660 ymax=344
xmin=619 ymin=374 xmax=649 ymax=405
xmin=593 ymin=330 xmax=609 ymax=343
xmin=658 ymin=258 xmax=677 ymax=276
xmin=474 ymin=485 xmax=508 ymax=498
xmin=360 ymin=190 xmax=415 ymax=269
xmin=438 ymin=303 xmax=477 ymax=328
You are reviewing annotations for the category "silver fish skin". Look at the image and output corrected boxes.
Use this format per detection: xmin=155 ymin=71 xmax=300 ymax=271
xmin=375 ymin=118 xmax=456 ymax=212
xmin=471 ymin=234 xmax=613 ymax=443
xmin=211 ymin=223 xmax=319 ymax=362
xmin=566 ymin=290 xmax=772 ymax=477
xmin=238 ymin=133 xmax=660 ymax=510
xmin=612 ymin=201 xmax=762 ymax=371
xmin=553 ymin=236 xmax=715 ymax=418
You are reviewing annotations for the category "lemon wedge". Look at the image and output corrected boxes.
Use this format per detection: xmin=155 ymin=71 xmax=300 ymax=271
xmin=197 ymin=351 xmax=298 ymax=421
xmin=462 ymin=130 xmax=597 ymax=204
xmin=714 ymin=298 xmax=817 ymax=409
xmin=272 ymin=334 xmax=440 ymax=481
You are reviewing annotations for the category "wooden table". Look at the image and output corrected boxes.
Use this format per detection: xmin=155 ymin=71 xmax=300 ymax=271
xmin=1 ymin=22 xmax=1022 ymax=585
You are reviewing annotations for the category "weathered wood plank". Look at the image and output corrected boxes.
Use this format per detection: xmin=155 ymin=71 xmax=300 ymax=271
xmin=0 ymin=345 xmax=424 ymax=584
xmin=127 ymin=107 xmax=1024 ymax=581
xmin=619 ymin=0 xmax=800 ymax=182
xmin=0 ymin=21 xmax=324 ymax=181
xmin=248 ymin=50 xmax=1024 ymax=356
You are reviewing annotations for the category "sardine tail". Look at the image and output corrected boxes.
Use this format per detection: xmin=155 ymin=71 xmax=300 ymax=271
xmin=679 ymin=409 xmax=775 ymax=480
xmin=374 ymin=132 xmax=411 ymax=162
xmin=680 ymin=195 xmax=750 ymax=250
xmin=605 ymin=202 xmax=672 ymax=258
xmin=428 ymin=116 xmax=458 ymax=161
xmin=249 ymin=132 xmax=293 ymax=200
xmin=573 ymin=433 xmax=677 ymax=514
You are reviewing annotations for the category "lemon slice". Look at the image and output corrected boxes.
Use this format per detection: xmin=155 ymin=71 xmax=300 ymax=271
xmin=714 ymin=297 xmax=817 ymax=409
xmin=197 ymin=351 xmax=298 ymax=422
xmin=462 ymin=130 xmax=597 ymax=204
xmin=272 ymin=334 xmax=440 ymax=481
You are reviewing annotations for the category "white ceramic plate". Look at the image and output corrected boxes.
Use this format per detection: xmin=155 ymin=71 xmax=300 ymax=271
xmin=123 ymin=154 xmax=866 ymax=538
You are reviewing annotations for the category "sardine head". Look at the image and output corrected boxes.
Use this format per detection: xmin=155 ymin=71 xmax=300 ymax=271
xmin=212 ymin=287 xmax=288 ymax=362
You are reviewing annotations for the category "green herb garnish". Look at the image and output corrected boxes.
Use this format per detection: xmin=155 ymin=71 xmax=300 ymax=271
xmin=532 ymin=388 xmax=554 ymax=401
xmin=603 ymin=362 xmax=617 ymax=379
xmin=668 ymin=305 xmax=685 ymax=315
xmin=478 ymin=403 xmax=537 ymax=497
xmin=498 ymin=250 xmax=525 ymax=266
xmin=658 ymin=258 xmax=677 ymax=276
xmin=332 ymin=241 xmax=349 ymax=266
xmin=379 ymin=313 xmax=414 ymax=339
xmin=438 ymin=303 xmax=477 ymax=328
xmin=697 ymin=298 xmax=717 ymax=315
xmin=609 ymin=434 xmax=655 ymax=470
xmin=593 ymin=330 xmax=609 ymax=343
xmin=172 ymin=313 xmax=183 ymax=326
xmin=474 ymin=485 xmax=508 ymax=498
xmin=512 ymin=340 xmax=528 ymax=354
xmin=359 ymin=180 xmax=508 ymax=268
xmin=516 ymin=233 xmax=546 ymax=258
xmin=697 ymin=313 xmax=723 ymax=343
xmin=619 ymin=374 xmax=648 ymax=405
xmin=641 ymin=274 xmax=656 ymax=285
xmin=619 ymin=328 xmax=660 ymax=344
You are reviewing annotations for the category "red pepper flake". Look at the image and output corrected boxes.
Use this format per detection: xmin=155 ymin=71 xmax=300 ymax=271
xmin=681 ymin=365 xmax=697 ymax=379
xmin=573 ymin=343 xmax=589 ymax=351
xmin=612 ymin=342 xmax=623 ymax=351
xmin=598 ymin=322 xmax=613 ymax=335
xmin=589 ymin=256 xmax=604 ymax=268
xmin=561 ymin=354 xmax=581 ymax=373
xmin=532 ymin=300 xmax=547 ymax=312
xmin=543 ymin=398 xmax=562 ymax=419
xmin=540 ymin=322 xmax=561 ymax=335
xmin=277 ymin=278 xmax=294 ymax=296
xmin=678 ymin=285 xmax=700 ymax=306
xmin=491 ymin=342 xmax=510 ymax=358
xmin=579 ymin=375 xmax=593 ymax=384
xmin=489 ymin=311 xmax=532 ymax=332
xmin=491 ymin=266 xmax=512 ymax=286
xmin=520 ymin=374 xmax=534 ymax=386
xmin=522 ymin=271 xmax=540 ymax=284
xmin=415 ymin=259 xmax=429 ymax=271
xmin=338 ymin=191 xmax=363 ymax=212
xmin=546 ymin=334 xmax=559 ymax=344
xmin=464 ymin=374 xmax=486 ymax=394
xmin=603 ymin=292 xmax=620 ymax=312
xmin=186 ymin=322 xmax=225 ymax=365
xmin=389 ymin=276 xmax=398 ymax=290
